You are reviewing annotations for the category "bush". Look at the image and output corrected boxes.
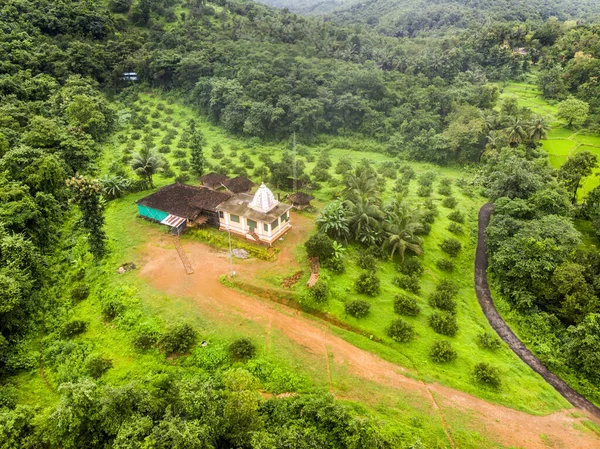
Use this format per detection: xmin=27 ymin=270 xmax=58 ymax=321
xmin=323 ymin=257 xmax=345 ymax=274
xmin=355 ymin=272 xmax=380 ymax=297
xmin=101 ymin=299 xmax=125 ymax=321
xmin=70 ymin=285 xmax=90 ymax=302
xmin=429 ymin=312 xmax=458 ymax=336
xmin=398 ymin=258 xmax=424 ymax=277
xmin=310 ymin=281 xmax=329 ymax=303
xmin=387 ymin=318 xmax=415 ymax=343
xmin=85 ymin=354 xmax=113 ymax=378
xmin=159 ymin=323 xmax=197 ymax=355
xmin=430 ymin=340 xmax=457 ymax=363
xmin=429 ymin=280 xmax=459 ymax=312
xmin=447 ymin=222 xmax=464 ymax=235
xmin=173 ymin=149 xmax=187 ymax=159
xmin=229 ymin=337 xmax=256 ymax=360
xmin=305 ymin=233 xmax=334 ymax=260
xmin=473 ymin=362 xmax=501 ymax=388
xmin=345 ymin=299 xmax=371 ymax=318
xmin=440 ymin=238 xmax=462 ymax=257
xmin=448 ymin=210 xmax=465 ymax=223
xmin=131 ymin=132 xmax=141 ymax=140
xmin=418 ymin=171 xmax=437 ymax=187
xmin=357 ymin=254 xmax=377 ymax=271
xmin=478 ymin=332 xmax=502 ymax=351
xmin=60 ymin=320 xmax=87 ymax=339
xmin=393 ymin=295 xmax=420 ymax=316
xmin=436 ymin=259 xmax=455 ymax=272
xmin=438 ymin=183 xmax=452 ymax=196
xmin=392 ymin=274 xmax=421 ymax=294
xmin=175 ymin=173 xmax=190 ymax=183
xmin=442 ymin=196 xmax=458 ymax=209
xmin=417 ymin=185 xmax=432 ymax=197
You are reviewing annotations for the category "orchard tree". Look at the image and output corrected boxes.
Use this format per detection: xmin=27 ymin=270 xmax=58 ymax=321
xmin=558 ymin=151 xmax=598 ymax=203
xmin=66 ymin=175 xmax=107 ymax=258
xmin=189 ymin=131 xmax=205 ymax=177
xmin=557 ymin=97 xmax=589 ymax=128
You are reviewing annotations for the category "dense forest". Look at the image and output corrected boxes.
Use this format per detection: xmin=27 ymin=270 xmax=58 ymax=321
xmin=2 ymin=0 xmax=600 ymax=446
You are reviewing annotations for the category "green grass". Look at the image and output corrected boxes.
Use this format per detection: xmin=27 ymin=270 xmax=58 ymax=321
xmin=500 ymin=81 xmax=600 ymax=199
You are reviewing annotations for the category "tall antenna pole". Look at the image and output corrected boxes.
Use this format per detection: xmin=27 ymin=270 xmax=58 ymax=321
xmin=292 ymin=132 xmax=297 ymax=193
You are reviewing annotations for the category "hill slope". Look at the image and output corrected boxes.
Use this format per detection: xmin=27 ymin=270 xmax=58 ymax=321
xmin=255 ymin=0 xmax=600 ymax=36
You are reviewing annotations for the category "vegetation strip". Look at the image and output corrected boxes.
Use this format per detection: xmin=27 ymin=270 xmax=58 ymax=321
xmin=475 ymin=203 xmax=600 ymax=419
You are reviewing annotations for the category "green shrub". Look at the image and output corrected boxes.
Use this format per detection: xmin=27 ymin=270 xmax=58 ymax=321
xmin=447 ymin=222 xmax=464 ymax=235
xmin=159 ymin=323 xmax=197 ymax=355
xmin=310 ymin=281 xmax=329 ymax=303
xmin=131 ymin=131 xmax=141 ymax=140
xmin=156 ymin=102 xmax=165 ymax=111
xmin=323 ymin=257 xmax=345 ymax=274
xmin=438 ymin=181 xmax=452 ymax=196
xmin=418 ymin=171 xmax=437 ymax=186
xmin=158 ymin=145 xmax=171 ymax=154
xmin=442 ymin=196 xmax=458 ymax=209
xmin=387 ymin=318 xmax=415 ymax=343
xmin=305 ymin=233 xmax=334 ymax=260
xmin=392 ymin=274 xmax=421 ymax=294
xmin=60 ymin=320 xmax=87 ymax=339
xmin=393 ymin=295 xmax=420 ymax=316
xmin=398 ymin=258 xmax=424 ymax=277
xmin=174 ymin=149 xmax=187 ymax=159
xmin=355 ymin=272 xmax=380 ymax=297
xmin=440 ymin=238 xmax=462 ymax=257
xmin=85 ymin=354 xmax=113 ymax=378
xmin=345 ymin=299 xmax=371 ymax=318
xmin=430 ymin=340 xmax=457 ymax=363
xmin=436 ymin=259 xmax=455 ymax=272
xmin=473 ymin=362 xmax=501 ymax=388
xmin=70 ymin=285 xmax=90 ymax=302
xmin=448 ymin=210 xmax=465 ymax=223
xmin=175 ymin=173 xmax=190 ymax=183
xmin=478 ymin=332 xmax=502 ymax=351
xmin=417 ymin=185 xmax=432 ymax=197
xmin=429 ymin=280 xmax=458 ymax=312
xmin=229 ymin=337 xmax=256 ymax=360
xmin=101 ymin=299 xmax=125 ymax=321
xmin=429 ymin=312 xmax=458 ymax=336
xmin=357 ymin=253 xmax=377 ymax=271
xmin=422 ymin=209 xmax=437 ymax=224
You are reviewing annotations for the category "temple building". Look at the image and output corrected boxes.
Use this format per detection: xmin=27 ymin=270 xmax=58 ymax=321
xmin=136 ymin=180 xmax=292 ymax=245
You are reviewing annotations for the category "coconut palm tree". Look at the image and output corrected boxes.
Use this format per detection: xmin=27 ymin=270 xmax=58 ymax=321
xmin=343 ymin=162 xmax=380 ymax=203
xmin=343 ymin=194 xmax=383 ymax=246
xmin=382 ymin=195 xmax=423 ymax=261
xmin=527 ymin=115 xmax=551 ymax=143
xmin=504 ymin=117 xmax=528 ymax=146
xmin=131 ymin=147 xmax=163 ymax=188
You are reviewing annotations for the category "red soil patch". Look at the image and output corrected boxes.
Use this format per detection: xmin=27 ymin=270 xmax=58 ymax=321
xmin=137 ymin=212 xmax=600 ymax=449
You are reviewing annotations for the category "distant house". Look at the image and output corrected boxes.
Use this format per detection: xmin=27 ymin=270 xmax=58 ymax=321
xmin=288 ymin=192 xmax=314 ymax=210
xmin=217 ymin=183 xmax=292 ymax=245
xmin=136 ymin=182 xmax=293 ymax=245
xmin=136 ymin=183 xmax=231 ymax=234
xmin=222 ymin=175 xmax=255 ymax=194
xmin=199 ymin=172 xmax=228 ymax=190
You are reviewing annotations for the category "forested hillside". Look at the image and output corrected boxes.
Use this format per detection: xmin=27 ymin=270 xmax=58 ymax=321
xmin=2 ymin=0 xmax=600 ymax=446
xmin=256 ymin=0 xmax=600 ymax=36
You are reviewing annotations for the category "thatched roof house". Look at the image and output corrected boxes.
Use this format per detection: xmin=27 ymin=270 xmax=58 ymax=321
xmin=199 ymin=172 xmax=228 ymax=190
xmin=288 ymin=192 xmax=314 ymax=210
xmin=223 ymin=176 xmax=255 ymax=194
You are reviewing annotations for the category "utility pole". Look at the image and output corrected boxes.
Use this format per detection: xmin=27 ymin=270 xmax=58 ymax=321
xmin=292 ymin=132 xmax=297 ymax=193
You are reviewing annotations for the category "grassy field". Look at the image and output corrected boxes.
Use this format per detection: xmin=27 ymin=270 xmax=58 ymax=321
xmin=498 ymin=81 xmax=600 ymax=199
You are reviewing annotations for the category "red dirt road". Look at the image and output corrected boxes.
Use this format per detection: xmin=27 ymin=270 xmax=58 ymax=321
xmin=138 ymin=224 xmax=600 ymax=449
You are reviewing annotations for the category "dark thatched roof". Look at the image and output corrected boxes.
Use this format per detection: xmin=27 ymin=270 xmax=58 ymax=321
xmin=223 ymin=176 xmax=255 ymax=194
xmin=137 ymin=183 xmax=231 ymax=219
xmin=288 ymin=192 xmax=314 ymax=205
xmin=199 ymin=172 xmax=228 ymax=188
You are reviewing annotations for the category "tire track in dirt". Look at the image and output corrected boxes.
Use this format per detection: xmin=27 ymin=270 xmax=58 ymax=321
xmin=138 ymin=226 xmax=600 ymax=449
xmin=476 ymin=203 xmax=600 ymax=419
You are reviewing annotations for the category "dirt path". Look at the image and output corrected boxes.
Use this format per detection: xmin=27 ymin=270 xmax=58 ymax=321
xmin=476 ymin=203 xmax=600 ymax=419
xmin=138 ymin=224 xmax=600 ymax=449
